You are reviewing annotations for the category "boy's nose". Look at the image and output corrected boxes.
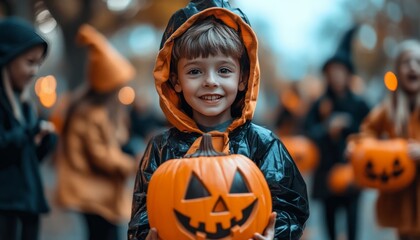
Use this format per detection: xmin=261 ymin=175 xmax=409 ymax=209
xmin=203 ymin=73 xmax=219 ymax=87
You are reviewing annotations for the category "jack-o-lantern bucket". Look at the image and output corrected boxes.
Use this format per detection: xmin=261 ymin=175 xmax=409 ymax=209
xmin=281 ymin=135 xmax=319 ymax=174
xmin=349 ymin=138 xmax=416 ymax=192
xmin=328 ymin=163 xmax=355 ymax=194
xmin=147 ymin=134 xmax=272 ymax=240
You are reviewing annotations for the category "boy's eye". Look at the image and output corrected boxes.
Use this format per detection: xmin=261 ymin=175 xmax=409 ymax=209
xmin=187 ymin=69 xmax=201 ymax=75
xmin=219 ymin=67 xmax=232 ymax=74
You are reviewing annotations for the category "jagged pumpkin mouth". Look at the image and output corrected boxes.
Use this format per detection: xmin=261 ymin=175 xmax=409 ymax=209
xmin=174 ymin=199 xmax=257 ymax=239
xmin=365 ymin=159 xmax=404 ymax=183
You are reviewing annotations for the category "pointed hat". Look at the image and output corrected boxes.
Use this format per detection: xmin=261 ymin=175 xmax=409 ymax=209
xmin=322 ymin=25 xmax=359 ymax=74
xmin=77 ymin=24 xmax=136 ymax=92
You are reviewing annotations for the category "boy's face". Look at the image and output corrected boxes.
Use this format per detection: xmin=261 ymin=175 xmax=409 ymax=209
xmin=172 ymin=53 xmax=245 ymax=127
xmin=7 ymin=45 xmax=45 ymax=93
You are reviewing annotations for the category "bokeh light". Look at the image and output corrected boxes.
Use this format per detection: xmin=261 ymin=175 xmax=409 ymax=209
xmin=118 ymin=86 xmax=136 ymax=105
xmin=128 ymin=25 xmax=158 ymax=56
xmin=36 ymin=9 xmax=57 ymax=34
xmin=35 ymin=75 xmax=58 ymax=108
xmin=39 ymin=92 xmax=57 ymax=108
xmin=384 ymin=71 xmax=398 ymax=91
xmin=106 ymin=0 xmax=132 ymax=12
xmin=40 ymin=75 xmax=57 ymax=94
xmin=359 ymin=24 xmax=377 ymax=51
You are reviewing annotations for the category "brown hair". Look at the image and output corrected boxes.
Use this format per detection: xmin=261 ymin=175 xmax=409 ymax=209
xmin=172 ymin=17 xmax=248 ymax=72
xmin=171 ymin=16 xmax=249 ymax=118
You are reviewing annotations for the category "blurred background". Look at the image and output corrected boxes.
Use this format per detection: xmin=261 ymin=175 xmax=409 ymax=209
xmin=1 ymin=0 xmax=419 ymax=239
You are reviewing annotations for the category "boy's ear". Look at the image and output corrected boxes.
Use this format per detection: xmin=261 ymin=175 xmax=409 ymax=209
xmin=238 ymin=73 xmax=248 ymax=91
xmin=169 ymin=73 xmax=182 ymax=93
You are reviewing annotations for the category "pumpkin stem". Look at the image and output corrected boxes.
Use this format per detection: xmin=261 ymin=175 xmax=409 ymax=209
xmin=185 ymin=133 xmax=227 ymax=158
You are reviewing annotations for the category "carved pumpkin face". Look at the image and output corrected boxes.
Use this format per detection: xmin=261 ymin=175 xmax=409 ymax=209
xmin=147 ymin=134 xmax=272 ymax=240
xmin=281 ymin=136 xmax=319 ymax=173
xmin=349 ymin=138 xmax=416 ymax=192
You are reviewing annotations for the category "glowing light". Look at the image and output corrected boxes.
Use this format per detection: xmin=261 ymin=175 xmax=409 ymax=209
xmin=35 ymin=75 xmax=58 ymax=108
xmin=35 ymin=75 xmax=57 ymax=95
xmin=35 ymin=78 xmax=42 ymax=96
xmin=39 ymin=92 xmax=57 ymax=108
xmin=107 ymin=0 xmax=132 ymax=11
xmin=384 ymin=71 xmax=398 ymax=91
xmin=40 ymin=75 xmax=57 ymax=94
xmin=128 ymin=25 xmax=158 ymax=56
xmin=359 ymin=24 xmax=377 ymax=51
xmin=118 ymin=86 xmax=135 ymax=105
xmin=386 ymin=2 xmax=402 ymax=23
xmin=36 ymin=9 xmax=57 ymax=34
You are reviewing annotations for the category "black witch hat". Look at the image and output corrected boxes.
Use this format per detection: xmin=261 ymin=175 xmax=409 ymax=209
xmin=159 ymin=0 xmax=250 ymax=49
xmin=322 ymin=25 xmax=359 ymax=74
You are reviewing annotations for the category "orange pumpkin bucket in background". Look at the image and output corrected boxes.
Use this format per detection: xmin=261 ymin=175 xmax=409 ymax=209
xmin=147 ymin=134 xmax=272 ymax=240
xmin=281 ymin=135 xmax=320 ymax=174
xmin=328 ymin=163 xmax=355 ymax=194
xmin=348 ymin=138 xmax=416 ymax=192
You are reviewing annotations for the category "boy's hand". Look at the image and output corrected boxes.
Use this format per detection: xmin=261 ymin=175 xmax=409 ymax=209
xmin=249 ymin=212 xmax=277 ymax=240
xmin=145 ymin=228 xmax=158 ymax=240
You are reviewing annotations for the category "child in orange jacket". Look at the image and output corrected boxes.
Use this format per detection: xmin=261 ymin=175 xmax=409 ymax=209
xmin=350 ymin=40 xmax=420 ymax=240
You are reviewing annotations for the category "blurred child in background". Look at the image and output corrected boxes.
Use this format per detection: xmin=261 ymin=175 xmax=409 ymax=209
xmin=304 ymin=26 xmax=370 ymax=240
xmin=54 ymin=24 xmax=137 ymax=240
xmin=350 ymin=39 xmax=420 ymax=240
xmin=0 ymin=17 xmax=57 ymax=240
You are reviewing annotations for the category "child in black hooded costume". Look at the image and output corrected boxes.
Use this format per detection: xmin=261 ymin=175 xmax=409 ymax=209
xmin=0 ymin=17 xmax=57 ymax=240
xmin=303 ymin=26 xmax=370 ymax=240
xmin=128 ymin=1 xmax=309 ymax=239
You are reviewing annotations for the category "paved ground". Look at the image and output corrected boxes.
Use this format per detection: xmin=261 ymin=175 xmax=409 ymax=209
xmin=302 ymin=173 xmax=398 ymax=240
xmin=39 ymin=163 xmax=398 ymax=240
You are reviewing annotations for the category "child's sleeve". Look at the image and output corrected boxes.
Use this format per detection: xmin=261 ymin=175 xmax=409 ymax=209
xmin=128 ymin=137 xmax=160 ymax=240
xmin=260 ymin=138 xmax=310 ymax=240
xmin=0 ymin=112 xmax=43 ymax=167
xmin=303 ymin=100 xmax=329 ymax=142
xmin=359 ymin=104 xmax=387 ymax=137
xmin=35 ymin=131 xmax=57 ymax=161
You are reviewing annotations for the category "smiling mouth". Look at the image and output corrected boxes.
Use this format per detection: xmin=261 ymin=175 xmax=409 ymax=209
xmin=174 ymin=199 xmax=257 ymax=239
xmin=200 ymin=95 xmax=222 ymax=102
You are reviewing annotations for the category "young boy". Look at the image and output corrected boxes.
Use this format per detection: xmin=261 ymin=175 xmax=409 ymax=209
xmin=128 ymin=1 xmax=309 ymax=239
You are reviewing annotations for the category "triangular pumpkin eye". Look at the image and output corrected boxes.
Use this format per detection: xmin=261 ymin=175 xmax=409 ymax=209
xmin=393 ymin=158 xmax=401 ymax=168
xmin=229 ymin=169 xmax=250 ymax=193
xmin=185 ymin=172 xmax=210 ymax=200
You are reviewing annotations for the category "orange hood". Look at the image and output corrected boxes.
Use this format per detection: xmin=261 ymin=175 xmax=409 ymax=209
xmin=153 ymin=7 xmax=260 ymax=153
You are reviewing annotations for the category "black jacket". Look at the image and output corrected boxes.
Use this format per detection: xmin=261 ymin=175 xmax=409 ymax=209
xmin=0 ymin=17 xmax=56 ymax=214
xmin=304 ymin=89 xmax=370 ymax=199
xmin=128 ymin=122 xmax=309 ymax=239
xmin=0 ymin=80 xmax=56 ymax=213
xmin=128 ymin=1 xmax=309 ymax=239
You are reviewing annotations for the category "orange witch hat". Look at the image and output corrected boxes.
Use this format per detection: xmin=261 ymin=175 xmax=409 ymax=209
xmin=77 ymin=24 xmax=136 ymax=93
